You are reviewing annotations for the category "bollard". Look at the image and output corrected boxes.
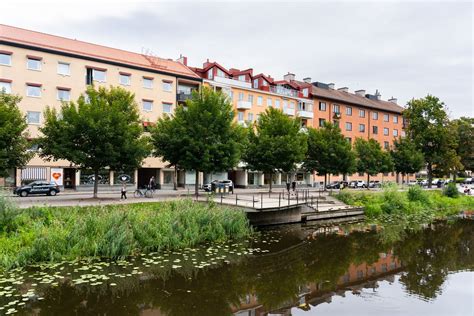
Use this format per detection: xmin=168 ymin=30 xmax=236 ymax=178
xmin=221 ymin=194 xmax=223 ymax=204
xmin=236 ymin=194 xmax=238 ymax=205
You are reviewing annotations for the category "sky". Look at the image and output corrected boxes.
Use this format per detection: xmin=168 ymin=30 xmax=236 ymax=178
xmin=2 ymin=0 xmax=472 ymax=118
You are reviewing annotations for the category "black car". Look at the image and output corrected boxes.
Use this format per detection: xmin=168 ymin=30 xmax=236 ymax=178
xmin=14 ymin=181 xmax=60 ymax=197
xmin=326 ymin=181 xmax=341 ymax=189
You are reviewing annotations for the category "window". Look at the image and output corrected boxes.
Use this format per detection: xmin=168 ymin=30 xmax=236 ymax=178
xmin=229 ymin=90 xmax=234 ymax=100
xmin=393 ymin=129 xmax=398 ymax=136
xmin=57 ymin=62 xmax=70 ymax=75
xmin=346 ymin=137 xmax=352 ymax=144
xmin=333 ymin=120 xmax=340 ymax=127
xmin=257 ymin=96 xmax=263 ymax=106
xmin=267 ymin=98 xmax=272 ymax=107
xmin=27 ymin=111 xmax=40 ymax=124
xmin=372 ymin=112 xmax=378 ymax=120
xmin=248 ymin=94 xmax=253 ymax=104
xmin=27 ymin=57 xmax=42 ymax=71
xmin=384 ymin=141 xmax=390 ymax=150
xmin=289 ymin=101 xmax=295 ymax=109
xmin=143 ymin=100 xmax=153 ymax=112
xmin=162 ymin=81 xmax=173 ymax=92
xmin=346 ymin=106 xmax=352 ymax=116
xmin=0 ymin=52 xmax=12 ymax=66
xmin=333 ymin=104 xmax=340 ymax=113
xmin=359 ymin=109 xmax=365 ymax=118
xmin=119 ymin=73 xmax=131 ymax=86
xmin=256 ymin=114 xmax=261 ymax=121
xmin=0 ymin=81 xmax=12 ymax=94
xmin=253 ymin=79 xmax=258 ymax=89
xmin=247 ymin=113 xmax=254 ymax=122
xmin=275 ymin=99 xmax=280 ymax=108
xmin=216 ymin=68 xmax=225 ymax=77
xmin=302 ymin=88 xmax=308 ymax=97
xmin=93 ymin=69 xmax=106 ymax=82
xmin=26 ymin=84 xmax=41 ymax=97
xmin=57 ymin=88 xmax=70 ymax=101
xmin=162 ymin=103 xmax=172 ymax=113
xmin=238 ymin=75 xmax=245 ymax=82
xmin=345 ymin=122 xmax=352 ymax=131
xmin=393 ymin=115 xmax=398 ymax=123
xmin=359 ymin=124 xmax=365 ymax=132
xmin=384 ymin=127 xmax=389 ymax=136
xmin=143 ymin=77 xmax=153 ymax=89
xmin=319 ymin=118 xmax=326 ymax=127
xmin=372 ymin=126 xmax=378 ymax=134
xmin=283 ymin=100 xmax=288 ymax=109
xmin=207 ymin=69 xmax=213 ymax=79
xmin=238 ymin=92 xmax=244 ymax=101
xmin=237 ymin=111 xmax=244 ymax=121
xmin=319 ymin=102 xmax=326 ymax=111
xmin=384 ymin=114 xmax=389 ymax=122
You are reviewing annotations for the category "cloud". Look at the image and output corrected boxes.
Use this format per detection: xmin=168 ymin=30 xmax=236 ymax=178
xmin=1 ymin=0 xmax=472 ymax=117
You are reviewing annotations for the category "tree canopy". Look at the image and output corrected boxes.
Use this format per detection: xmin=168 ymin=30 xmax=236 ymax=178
xmin=37 ymin=86 xmax=150 ymax=197
xmin=354 ymin=138 xmax=388 ymax=186
xmin=390 ymin=137 xmax=424 ymax=180
xmin=451 ymin=117 xmax=474 ymax=173
xmin=303 ymin=122 xmax=355 ymax=187
xmin=243 ymin=107 xmax=307 ymax=192
xmin=151 ymin=87 xmax=244 ymax=195
xmin=0 ymin=92 xmax=32 ymax=178
xmin=403 ymin=95 xmax=459 ymax=186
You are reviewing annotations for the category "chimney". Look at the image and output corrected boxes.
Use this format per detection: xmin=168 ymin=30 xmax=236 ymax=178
xmin=203 ymin=58 xmax=211 ymax=68
xmin=388 ymin=97 xmax=398 ymax=104
xmin=375 ymin=89 xmax=381 ymax=100
xmin=177 ymin=54 xmax=188 ymax=66
xmin=338 ymin=87 xmax=349 ymax=93
xmin=284 ymin=72 xmax=295 ymax=82
xmin=355 ymin=89 xmax=366 ymax=96
xmin=328 ymin=83 xmax=335 ymax=89
xmin=303 ymin=77 xmax=312 ymax=83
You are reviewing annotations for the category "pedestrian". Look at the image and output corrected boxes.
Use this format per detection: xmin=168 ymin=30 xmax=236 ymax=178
xmin=121 ymin=182 xmax=127 ymax=199
xmin=149 ymin=176 xmax=156 ymax=191
xmin=292 ymin=180 xmax=296 ymax=192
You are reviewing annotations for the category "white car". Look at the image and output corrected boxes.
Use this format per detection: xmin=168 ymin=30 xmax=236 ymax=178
xmin=420 ymin=179 xmax=428 ymax=186
xmin=408 ymin=180 xmax=418 ymax=186
xmin=356 ymin=180 xmax=367 ymax=188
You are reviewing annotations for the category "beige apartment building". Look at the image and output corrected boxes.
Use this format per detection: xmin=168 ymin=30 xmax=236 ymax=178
xmin=0 ymin=24 xmax=201 ymax=189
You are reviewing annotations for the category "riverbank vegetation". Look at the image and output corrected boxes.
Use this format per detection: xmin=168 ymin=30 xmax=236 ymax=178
xmin=336 ymin=185 xmax=474 ymax=227
xmin=0 ymin=197 xmax=251 ymax=270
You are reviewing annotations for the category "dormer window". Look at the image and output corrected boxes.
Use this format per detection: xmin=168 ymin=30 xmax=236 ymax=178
xmin=302 ymin=88 xmax=308 ymax=97
xmin=253 ymin=79 xmax=258 ymax=89
xmin=216 ymin=68 xmax=225 ymax=78
xmin=207 ymin=68 xmax=213 ymax=79
xmin=238 ymin=75 xmax=245 ymax=82
xmin=262 ymin=80 xmax=268 ymax=86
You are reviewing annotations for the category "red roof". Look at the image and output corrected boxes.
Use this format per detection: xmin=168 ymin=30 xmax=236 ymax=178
xmin=0 ymin=24 xmax=200 ymax=79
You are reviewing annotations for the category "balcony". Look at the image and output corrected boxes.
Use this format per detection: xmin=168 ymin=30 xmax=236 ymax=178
xmin=270 ymin=85 xmax=298 ymax=97
xmin=236 ymin=100 xmax=252 ymax=110
xmin=214 ymin=75 xmax=251 ymax=89
xmin=177 ymin=92 xmax=192 ymax=103
xmin=298 ymin=110 xmax=314 ymax=119
xmin=283 ymin=108 xmax=295 ymax=116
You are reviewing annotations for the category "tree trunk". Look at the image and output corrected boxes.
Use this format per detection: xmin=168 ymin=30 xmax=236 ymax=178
xmin=173 ymin=167 xmax=178 ymax=191
xmin=367 ymin=173 xmax=370 ymax=190
xmin=93 ymin=168 xmax=99 ymax=199
xmin=324 ymin=173 xmax=327 ymax=191
xmin=269 ymin=172 xmax=273 ymax=193
xmin=195 ymin=170 xmax=199 ymax=198
xmin=427 ymin=163 xmax=433 ymax=188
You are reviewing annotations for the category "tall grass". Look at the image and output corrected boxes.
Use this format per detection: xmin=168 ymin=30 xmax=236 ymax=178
xmin=0 ymin=199 xmax=252 ymax=270
xmin=336 ymin=184 xmax=474 ymax=225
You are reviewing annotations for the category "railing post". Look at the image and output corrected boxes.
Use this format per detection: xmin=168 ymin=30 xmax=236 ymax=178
xmin=221 ymin=194 xmax=223 ymax=204
xmin=279 ymin=193 xmax=281 ymax=208
xmin=236 ymin=194 xmax=238 ymax=205
xmin=253 ymin=195 xmax=255 ymax=208
xmin=260 ymin=192 xmax=263 ymax=209
xmin=296 ymin=191 xmax=299 ymax=204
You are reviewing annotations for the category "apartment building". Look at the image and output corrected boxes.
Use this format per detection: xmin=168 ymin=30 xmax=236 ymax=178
xmin=189 ymin=60 xmax=315 ymax=188
xmin=0 ymin=24 xmax=201 ymax=189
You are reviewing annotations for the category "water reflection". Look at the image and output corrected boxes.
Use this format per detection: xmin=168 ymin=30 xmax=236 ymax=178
xmin=2 ymin=220 xmax=472 ymax=315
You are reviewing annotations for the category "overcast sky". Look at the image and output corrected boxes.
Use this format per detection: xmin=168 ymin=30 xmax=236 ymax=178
xmin=2 ymin=0 xmax=472 ymax=118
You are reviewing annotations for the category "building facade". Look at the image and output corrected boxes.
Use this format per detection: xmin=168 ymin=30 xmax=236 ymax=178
xmin=0 ymin=24 xmax=201 ymax=189
xmin=1 ymin=24 xmax=405 ymax=190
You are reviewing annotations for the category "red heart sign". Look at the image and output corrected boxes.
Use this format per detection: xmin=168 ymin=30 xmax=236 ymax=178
xmin=52 ymin=173 xmax=61 ymax=180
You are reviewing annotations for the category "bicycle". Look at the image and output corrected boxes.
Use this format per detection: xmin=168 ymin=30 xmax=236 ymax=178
xmin=133 ymin=186 xmax=154 ymax=198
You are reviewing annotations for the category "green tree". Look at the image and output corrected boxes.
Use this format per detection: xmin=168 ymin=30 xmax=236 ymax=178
xmin=0 ymin=92 xmax=32 ymax=178
xmin=403 ymin=95 xmax=459 ymax=187
xmin=390 ymin=137 xmax=424 ymax=184
xmin=243 ymin=107 xmax=307 ymax=192
xmin=380 ymin=150 xmax=395 ymax=182
xmin=451 ymin=117 xmax=474 ymax=174
xmin=354 ymin=138 xmax=384 ymax=187
xmin=150 ymin=115 xmax=186 ymax=190
xmin=159 ymin=87 xmax=243 ymax=196
xmin=303 ymin=122 xmax=355 ymax=188
xmin=37 ymin=86 xmax=151 ymax=198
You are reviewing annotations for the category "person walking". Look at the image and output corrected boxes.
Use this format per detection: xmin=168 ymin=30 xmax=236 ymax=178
xmin=149 ymin=176 xmax=156 ymax=191
xmin=121 ymin=182 xmax=127 ymax=200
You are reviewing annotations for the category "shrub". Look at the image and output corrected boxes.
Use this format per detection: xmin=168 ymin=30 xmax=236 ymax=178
xmin=407 ymin=185 xmax=429 ymax=204
xmin=443 ymin=183 xmax=459 ymax=198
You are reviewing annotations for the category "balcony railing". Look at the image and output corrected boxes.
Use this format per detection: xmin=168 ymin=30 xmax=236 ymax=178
xmin=177 ymin=92 xmax=192 ymax=102
xmin=283 ymin=108 xmax=295 ymax=116
xmin=270 ymin=85 xmax=299 ymax=97
xmin=213 ymin=75 xmax=251 ymax=89
xmin=298 ymin=110 xmax=314 ymax=119
xmin=236 ymin=100 xmax=252 ymax=110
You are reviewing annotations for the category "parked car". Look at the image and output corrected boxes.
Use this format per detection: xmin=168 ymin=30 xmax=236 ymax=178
xmin=464 ymin=178 xmax=473 ymax=184
xmin=203 ymin=180 xmax=219 ymax=192
xmin=419 ymin=179 xmax=428 ymax=187
xmin=407 ymin=180 xmax=418 ymax=186
xmin=203 ymin=179 xmax=234 ymax=192
xmin=368 ymin=180 xmax=382 ymax=188
xmin=356 ymin=180 xmax=367 ymax=188
xmin=13 ymin=181 xmax=60 ymax=197
xmin=326 ymin=181 xmax=341 ymax=189
xmin=348 ymin=181 xmax=358 ymax=188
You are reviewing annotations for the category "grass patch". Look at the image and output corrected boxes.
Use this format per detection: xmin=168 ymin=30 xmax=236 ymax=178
xmin=0 ymin=196 xmax=252 ymax=270
xmin=336 ymin=185 xmax=474 ymax=227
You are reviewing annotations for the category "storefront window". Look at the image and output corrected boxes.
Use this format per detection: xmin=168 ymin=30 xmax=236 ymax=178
xmin=114 ymin=170 xmax=135 ymax=184
xmin=163 ymin=171 xmax=173 ymax=184
xmin=80 ymin=169 xmax=110 ymax=185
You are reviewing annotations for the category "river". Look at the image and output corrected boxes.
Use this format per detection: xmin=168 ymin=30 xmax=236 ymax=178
xmin=0 ymin=219 xmax=472 ymax=315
